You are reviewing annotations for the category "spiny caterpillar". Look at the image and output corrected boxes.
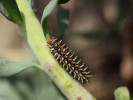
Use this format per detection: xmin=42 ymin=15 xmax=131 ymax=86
xmin=48 ymin=37 xmax=92 ymax=83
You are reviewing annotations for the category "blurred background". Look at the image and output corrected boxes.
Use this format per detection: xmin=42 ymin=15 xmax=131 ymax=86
xmin=0 ymin=0 xmax=133 ymax=100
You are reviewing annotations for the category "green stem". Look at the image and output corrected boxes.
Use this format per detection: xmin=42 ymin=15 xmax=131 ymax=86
xmin=16 ymin=0 xmax=96 ymax=100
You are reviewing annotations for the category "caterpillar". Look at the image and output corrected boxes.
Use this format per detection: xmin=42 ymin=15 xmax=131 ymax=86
xmin=48 ymin=37 xmax=92 ymax=83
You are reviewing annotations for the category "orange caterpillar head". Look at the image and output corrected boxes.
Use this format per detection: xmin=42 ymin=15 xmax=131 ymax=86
xmin=48 ymin=37 xmax=56 ymax=44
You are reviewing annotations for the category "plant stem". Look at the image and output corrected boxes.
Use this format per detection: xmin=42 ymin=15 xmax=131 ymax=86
xmin=16 ymin=0 xmax=96 ymax=100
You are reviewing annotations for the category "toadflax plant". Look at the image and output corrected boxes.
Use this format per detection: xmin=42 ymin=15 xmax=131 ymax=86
xmin=0 ymin=0 xmax=95 ymax=100
xmin=0 ymin=0 xmax=130 ymax=100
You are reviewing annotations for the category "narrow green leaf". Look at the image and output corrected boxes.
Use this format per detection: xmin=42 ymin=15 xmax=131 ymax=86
xmin=0 ymin=59 xmax=40 ymax=77
xmin=57 ymin=5 xmax=69 ymax=39
xmin=114 ymin=86 xmax=130 ymax=100
xmin=0 ymin=80 xmax=22 ymax=100
xmin=41 ymin=0 xmax=58 ymax=40
xmin=15 ymin=69 xmax=67 ymax=100
xmin=58 ymin=0 xmax=69 ymax=4
xmin=0 ymin=0 xmax=22 ymax=24
xmin=114 ymin=0 xmax=130 ymax=27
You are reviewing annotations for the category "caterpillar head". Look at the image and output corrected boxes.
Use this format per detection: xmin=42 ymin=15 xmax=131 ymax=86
xmin=48 ymin=37 xmax=56 ymax=44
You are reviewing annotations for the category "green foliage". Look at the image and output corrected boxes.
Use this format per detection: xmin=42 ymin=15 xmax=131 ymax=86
xmin=0 ymin=0 xmax=70 ymax=99
xmin=20 ymin=69 xmax=66 ymax=100
xmin=0 ymin=0 xmax=22 ymax=24
xmin=0 ymin=80 xmax=23 ymax=100
xmin=57 ymin=5 xmax=69 ymax=39
xmin=114 ymin=86 xmax=130 ymax=100
xmin=41 ymin=0 xmax=58 ymax=40
xmin=41 ymin=0 xmax=69 ymax=40
xmin=0 ymin=59 xmax=40 ymax=77
xmin=0 ymin=0 xmax=131 ymax=99
xmin=0 ymin=68 xmax=66 ymax=100
xmin=114 ymin=0 xmax=130 ymax=27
